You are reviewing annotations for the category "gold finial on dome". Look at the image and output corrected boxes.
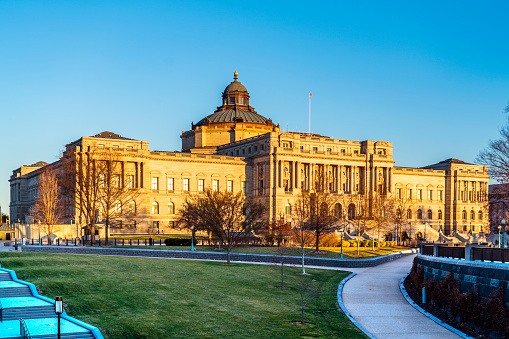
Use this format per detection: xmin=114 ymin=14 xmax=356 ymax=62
xmin=234 ymin=71 xmax=238 ymax=81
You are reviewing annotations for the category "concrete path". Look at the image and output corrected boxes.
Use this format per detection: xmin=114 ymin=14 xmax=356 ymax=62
xmin=342 ymin=254 xmax=461 ymax=339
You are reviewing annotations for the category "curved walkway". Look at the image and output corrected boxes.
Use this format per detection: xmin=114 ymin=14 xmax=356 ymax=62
xmin=342 ymin=254 xmax=461 ymax=339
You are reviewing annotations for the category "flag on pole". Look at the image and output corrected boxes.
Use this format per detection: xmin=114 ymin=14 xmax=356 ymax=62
xmin=309 ymin=93 xmax=312 ymax=98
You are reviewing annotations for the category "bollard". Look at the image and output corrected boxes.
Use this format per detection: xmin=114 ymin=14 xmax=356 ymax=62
xmin=422 ymin=287 xmax=426 ymax=304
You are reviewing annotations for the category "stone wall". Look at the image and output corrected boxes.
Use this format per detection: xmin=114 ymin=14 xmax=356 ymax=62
xmin=21 ymin=246 xmax=417 ymax=269
xmin=416 ymin=254 xmax=509 ymax=304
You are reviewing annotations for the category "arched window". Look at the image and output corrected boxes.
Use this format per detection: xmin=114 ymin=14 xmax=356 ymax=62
xmin=462 ymin=210 xmax=467 ymax=220
xmin=152 ymin=202 xmax=159 ymax=214
xmin=407 ymin=209 xmax=412 ymax=219
xmin=285 ymin=203 xmax=291 ymax=215
xmin=335 ymin=203 xmax=342 ymax=218
xmin=348 ymin=204 xmax=356 ymax=220
xmin=438 ymin=210 xmax=442 ymax=220
xmin=470 ymin=210 xmax=475 ymax=220
xmin=114 ymin=201 xmax=121 ymax=213
xmin=478 ymin=211 xmax=483 ymax=220
xmin=427 ymin=209 xmax=432 ymax=220
xmin=168 ymin=202 xmax=175 ymax=214
xmin=417 ymin=209 xmax=423 ymax=220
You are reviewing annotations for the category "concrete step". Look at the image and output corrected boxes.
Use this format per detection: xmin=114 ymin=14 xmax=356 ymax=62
xmin=0 ymin=273 xmax=12 ymax=281
xmin=31 ymin=334 xmax=94 ymax=339
xmin=2 ymin=306 xmax=57 ymax=320
xmin=0 ymin=287 xmax=33 ymax=298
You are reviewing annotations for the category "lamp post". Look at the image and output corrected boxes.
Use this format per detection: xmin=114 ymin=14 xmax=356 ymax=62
xmin=501 ymin=219 xmax=506 ymax=249
xmin=498 ymin=226 xmax=502 ymax=248
xmin=191 ymin=226 xmax=194 ymax=251
xmin=55 ymin=296 xmax=63 ymax=339
xmin=340 ymin=223 xmax=344 ymax=260
xmin=38 ymin=221 xmax=41 ymax=246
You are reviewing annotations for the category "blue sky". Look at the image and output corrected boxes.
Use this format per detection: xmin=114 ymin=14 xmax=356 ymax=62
xmin=1 ymin=0 xmax=508 ymax=216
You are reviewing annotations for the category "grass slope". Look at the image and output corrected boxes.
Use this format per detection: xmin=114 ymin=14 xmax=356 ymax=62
xmin=0 ymin=253 xmax=366 ymax=339
xmin=110 ymin=244 xmax=403 ymax=259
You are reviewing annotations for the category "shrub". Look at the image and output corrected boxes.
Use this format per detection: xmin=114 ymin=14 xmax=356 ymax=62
xmin=360 ymin=240 xmax=369 ymax=247
xmin=164 ymin=237 xmax=193 ymax=246
xmin=340 ymin=240 xmax=350 ymax=248
xmin=378 ymin=241 xmax=386 ymax=247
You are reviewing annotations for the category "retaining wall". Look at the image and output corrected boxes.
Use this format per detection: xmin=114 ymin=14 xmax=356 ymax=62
xmin=21 ymin=246 xmax=418 ymax=268
xmin=416 ymin=254 xmax=509 ymax=304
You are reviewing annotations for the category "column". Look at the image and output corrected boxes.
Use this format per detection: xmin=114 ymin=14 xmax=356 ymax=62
xmin=295 ymin=162 xmax=300 ymax=189
xmin=289 ymin=161 xmax=293 ymax=190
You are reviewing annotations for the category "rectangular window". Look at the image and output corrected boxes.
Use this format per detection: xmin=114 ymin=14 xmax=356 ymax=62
xmin=126 ymin=175 xmax=135 ymax=188
xmin=112 ymin=174 xmax=121 ymax=188
xmin=468 ymin=191 xmax=472 ymax=201
xmin=259 ymin=180 xmax=264 ymax=194
xmin=407 ymin=189 xmax=412 ymax=200
xmin=327 ymin=148 xmax=332 ymax=152
xmin=428 ymin=190 xmax=433 ymax=200
xmin=212 ymin=180 xmax=219 ymax=191
xmin=167 ymin=178 xmax=174 ymax=191
xmin=153 ymin=221 xmax=159 ymax=230
xmin=261 ymin=144 xmax=264 ymax=150
xmin=98 ymin=144 xmax=105 ymax=149
xmin=396 ymin=188 xmax=402 ymax=199
xmin=242 ymin=149 xmax=245 ymax=155
xmin=248 ymin=147 xmax=251 ymax=154
xmin=238 ymin=97 xmax=244 ymax=104
xmin=242 ymin=181 xmax=247 ymax=193
xmin=341 ymin=149 xmax=345 ymax=154
xmin=151 ymin=177 xmax=159 ymax=190
xmin=229 ymin=97 xmax=235 ymax=104
xmin=417 ymin=189 xmax=422 ymax=200
xmin=354 ymin=150 xmax=359 ymax=154
xmin=227 ymin=180 xmax=233 ymax=192
xmin=439 ymin=190 xmax=443 ymax=201
xmin=113 ymin=145 xmax=119 ymax=150
xmin=254 ymin=146 xmax=258 ymax=152
xmin=127 ymin=145 xmax=133 ymax=151
xmin=460 ymin=191 xmax=465 ymax=201
xmin=313 ymin=147 xmax=318 ymax=151
xmin=183 ymin=178 xmax=189 ymax=191
xmin=198 ymin=179 xmax=204 ymax=192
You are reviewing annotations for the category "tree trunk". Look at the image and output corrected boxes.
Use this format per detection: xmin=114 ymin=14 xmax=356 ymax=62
xmin=315 ymin=230 xmax=320 ymax=252
xmin=226 ymin=247 xmax=231 ymax=265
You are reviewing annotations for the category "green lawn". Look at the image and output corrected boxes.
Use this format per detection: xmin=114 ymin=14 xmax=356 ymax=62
xmin=110 ymin=244 xmax=404 ymax=259
xmin=0 ymin=253 xmax=366 ymax=339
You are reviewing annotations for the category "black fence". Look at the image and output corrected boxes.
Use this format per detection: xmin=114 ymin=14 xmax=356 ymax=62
xmin=472 ymin=247 xmax=509 ymax=263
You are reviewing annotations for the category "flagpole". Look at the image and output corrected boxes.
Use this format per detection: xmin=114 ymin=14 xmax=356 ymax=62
xmin=308 ymin=92 xmax=311 ymax=134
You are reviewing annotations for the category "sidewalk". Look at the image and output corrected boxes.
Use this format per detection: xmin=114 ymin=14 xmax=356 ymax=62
xmin=342 ymin=254 xmax=461 ymax=339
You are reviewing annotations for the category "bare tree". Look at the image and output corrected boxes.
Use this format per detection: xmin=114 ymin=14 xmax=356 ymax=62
xmin=345 ymin=194 xmax=370 ymax=255
xmin=292 ymin=197 xmax=315 ymax=274
xmin=299 ymin=167 xmax=340 ymax=252
xmin=59 ymin=149 xmax=102 ymax=245
xmin=177 ymin=189 xmax=264 ymax=264
xmin=95 ymin=154 xmax=140 ymax=244
xmin=297 ymin=275 xmax=320 ymax=325
xmin=369 ymin=188 xmax=396 ymax=248
xmin=30 ymin=168 xmax=65 ymax=242
xmin=392 ymin=193 xmax=414 ymax=245
xmin=477 ymin=103 xmax=509 ymax=183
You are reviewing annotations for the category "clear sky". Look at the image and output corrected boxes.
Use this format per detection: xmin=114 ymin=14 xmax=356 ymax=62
xmin=1 ymin=0 xmax=509 ymax=216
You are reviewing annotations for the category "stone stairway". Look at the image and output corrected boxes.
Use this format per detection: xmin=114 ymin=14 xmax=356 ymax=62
xmin=0 ymin=269 xmax=102 ymax=339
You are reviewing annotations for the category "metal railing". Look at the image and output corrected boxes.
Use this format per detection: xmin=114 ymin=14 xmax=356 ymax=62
xmin=20 ymin=319 xmax=32 ymax=339
xmin=421 ymin=245 xmax=434 ymax=256
xmin=472 ymin=247 xmax=509 ymax=263
xmin=437 ymin=245 xmax=465 ymax=259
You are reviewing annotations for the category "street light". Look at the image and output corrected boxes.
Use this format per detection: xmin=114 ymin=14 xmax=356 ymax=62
xmin=501 ymin=219 xmax=506 ymax=249
xmin=498 ymin=226 xmax=502 ymax=248
xmin=55 ymin=296 xmax=63 ymax=339
xmin=38 ymin=221 xmax=41 ymax=246
xmin=191 ymin=226 xmax=194 ymax=251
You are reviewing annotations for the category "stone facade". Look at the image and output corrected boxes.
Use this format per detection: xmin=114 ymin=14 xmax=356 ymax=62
xmin=9 ymin=72 xmax=490 ymax=239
